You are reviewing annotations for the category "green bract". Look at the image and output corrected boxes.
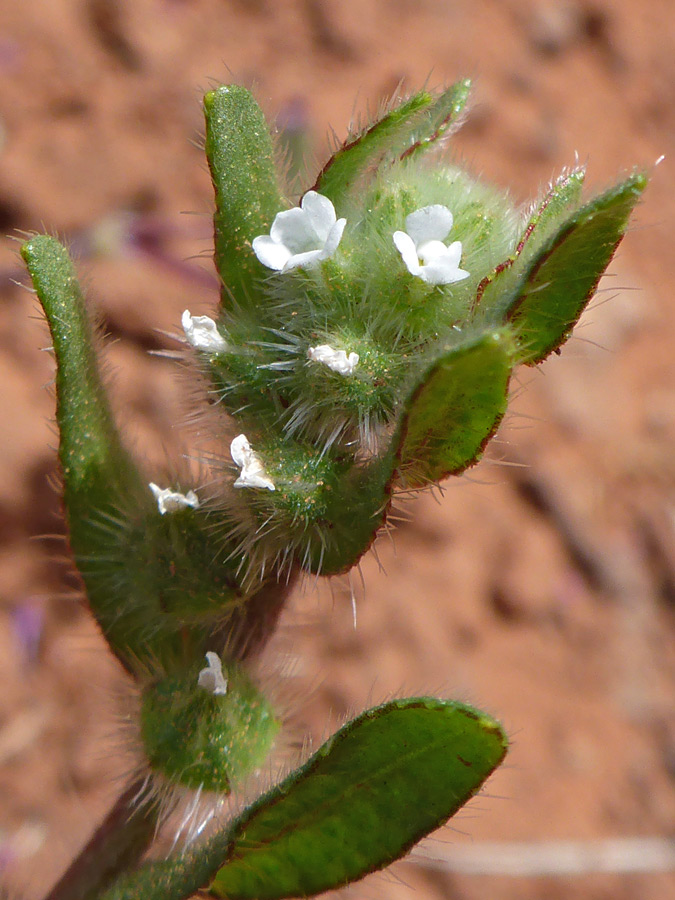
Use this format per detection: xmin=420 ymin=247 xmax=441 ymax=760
xmin=22 ymin=79 xmax=645 ymax=900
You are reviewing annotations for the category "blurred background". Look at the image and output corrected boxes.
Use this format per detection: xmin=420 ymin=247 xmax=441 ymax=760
xmin=0 ymin=1 xmax=673 ymax=898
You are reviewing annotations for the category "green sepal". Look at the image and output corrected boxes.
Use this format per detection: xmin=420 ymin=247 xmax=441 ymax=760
xmin=204 ymin=85 xmax=283 ymax=310
xmin=312 ymin=91 xmax=435 ymax=206
xmin=103 ymin=699 xmax=507 ymax=900
xmin=141 ymin=658 xmax=279 ymax=793
xmin=494 ymin=170 xmax=647 ymax=364
xmin=401 ymin=78 xmax=471 ymax=161
xmin=396 ymin=329 xmax=515 ymax=487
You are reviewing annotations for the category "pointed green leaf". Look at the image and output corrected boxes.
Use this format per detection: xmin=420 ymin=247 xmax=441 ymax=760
xmin=396 ymin=329 xmax=515 ymax=487
xmin=21 ymin=236 xmax=250 ymax=673
xmin=401 ymin=78 xmax=471 ymax=161
xmin=313 ymin=82 xmax=472 ymax=207
xmin=313 ymin=91 xmax=434 ymax=205
xmin=209 ymin=698 xmax=506 ymax=899
xmin=21 ymin=236 xmax=153 ymax=669
xmin=204 ymin=85 xmax=283 ymax=309
xmin=515 ymin=166 xmax=587 ymax=267
xmin=21 ymin=235 xmax=141 ymax=502
xmin=499 ymin=171 xmax=647 ymax=363
xmin=103 ymin=699 xmax=507 ymax=900
xmin=475 ymin=166 xmax=586 ymax=313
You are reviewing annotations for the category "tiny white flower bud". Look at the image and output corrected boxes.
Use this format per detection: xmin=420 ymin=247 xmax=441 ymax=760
xmin=182 ymin=309 xmax=228 ymax=353
xmin=230 ymin=434 xmax=276 ymax=491
xmin=197 ymin=651 xmax=228 ymax=696
xmin=307 ymin=344 xmax=359 ymax=375
xmin=149 ymin=482 xmax=200 ymax=515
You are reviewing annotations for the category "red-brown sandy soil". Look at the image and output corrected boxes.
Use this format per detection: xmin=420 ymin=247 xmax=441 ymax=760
xmin=0 ymin=2 xmax=673 ymax=899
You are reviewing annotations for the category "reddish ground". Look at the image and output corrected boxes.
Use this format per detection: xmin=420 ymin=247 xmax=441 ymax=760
xmin=0 ymin=2 xmax=673 ymax=899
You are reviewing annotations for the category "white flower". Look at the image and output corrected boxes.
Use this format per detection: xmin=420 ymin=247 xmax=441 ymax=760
xmin=230 ymin=434 xmax=276 ymax=491
xmin=149 ymin=482 xmax=200 ymax=515
xmin=308 ymin=344 xmax=359 ymax=375
xmin=197 ymin=651 xmax=228 ymax=696
xmin=252 ymin=191 xmax=346 ymax=272
xmin=393 ymin=205 xmax=470 ymax=286
xmin=182 ymin=309 xmax=228 ymax=353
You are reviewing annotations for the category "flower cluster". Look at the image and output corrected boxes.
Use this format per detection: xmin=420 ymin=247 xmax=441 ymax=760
xmin=253 ymin=192 xmax=469 ymax=286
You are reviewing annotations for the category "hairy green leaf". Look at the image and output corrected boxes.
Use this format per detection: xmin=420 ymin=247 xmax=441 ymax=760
xmin=475 ymin=166 xmax=586 ymax=313
xmin=401 ymin=78 xmax=471 ymax=161
xmin=22 ymin=236 xmax=250 ymax=673
xmin=209 ymin=698 xmax=507 ymax=899
xmin=396 ymin=329 xmax=515 ymax=487
xmin=21 ymin=235 xmax=140 ymax=502
xmin=204 ymin=85 xmax=283 ymax=310
xmin=313 ymin=91 xmax=434 ymax=205
xmin=498 ymin=171 xmax=647 ymax=363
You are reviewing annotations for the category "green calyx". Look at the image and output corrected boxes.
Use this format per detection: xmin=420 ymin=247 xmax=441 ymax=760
xmin=141 ymin=658 xmax=279 ymax=793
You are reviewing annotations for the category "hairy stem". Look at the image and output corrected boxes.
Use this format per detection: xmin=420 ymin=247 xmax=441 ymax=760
xmin=44 ymin=577 xmax=295 ymax=899
xmin=44 ymin=776 xmax=161 ymax=900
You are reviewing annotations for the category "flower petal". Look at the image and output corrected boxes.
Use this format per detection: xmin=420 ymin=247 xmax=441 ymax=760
xmin=319 ymin=217 xmax=346 ymax=260
xmin=198 ymin=651 xmax=228 ymax=696
xmin=393 ymin=230 xmax=421 ymax=275
xmin=234 ymin=465 xmax=276 ymax=491
xmin=182 ymin=310 xmax=228 ymax=353
xmin=281 ymin=248 xmax=325 ymax=272
xmin=252 ymin=235 xmax=293 ymax=271
xmin=419 ymin=259 xmax=471 ymax=286
xmin=230 ymin=434 xmax=276 ymax=491
xmin=270 ymin=207 xmax=318 ymax=254
xmin=444 ymin=240 xmax=464 ymax=268
xmin=301 ymin=191 xmax=337 ymax=243
xmin=405 ymin=205 xmax=454 ymax=247
xmin=230 ymin=434 xmax=253 ymax=469
xmin=149 ymin=482 xmax=200 ymax=515
xmin=308 ymin=344 xmax=359 ymax=375
xmin=417 ymin=239 xmax=451 ymax=265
